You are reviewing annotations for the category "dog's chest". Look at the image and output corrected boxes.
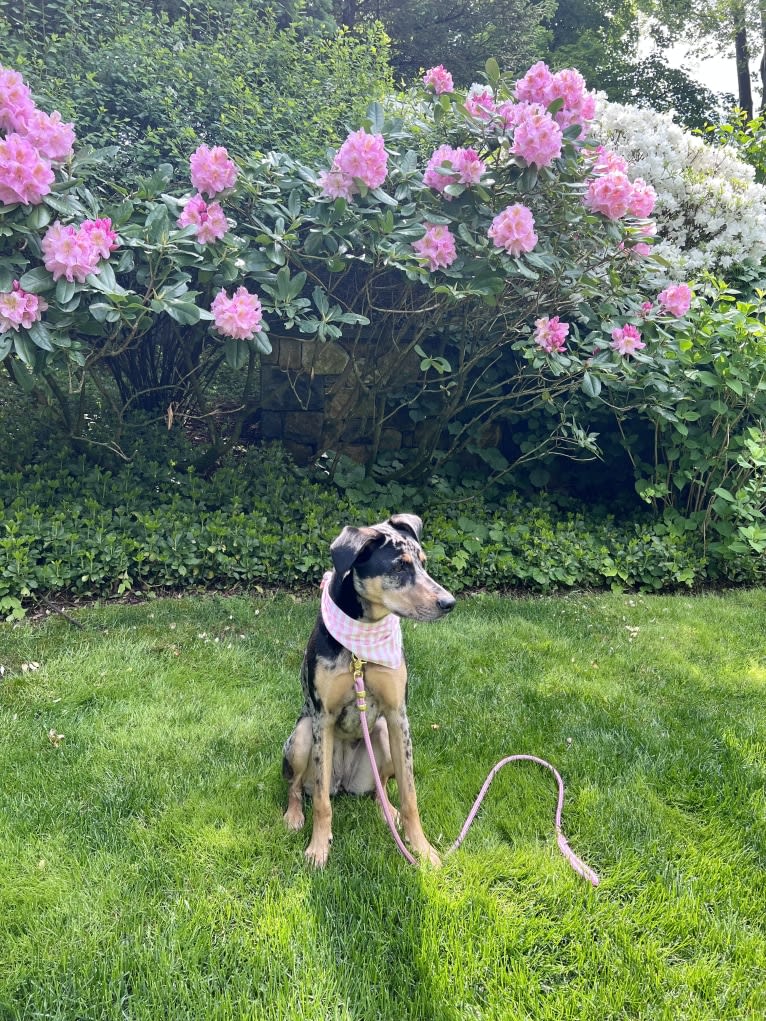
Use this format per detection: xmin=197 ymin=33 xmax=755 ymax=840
xmin=313 ymin=656 xmax=407 ymax=725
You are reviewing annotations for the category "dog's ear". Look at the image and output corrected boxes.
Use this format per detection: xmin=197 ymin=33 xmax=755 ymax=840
xmin=330 ymin=525 xmax=381 ymax=579
xmin=388 ymin=513 xmax=423 ymax=542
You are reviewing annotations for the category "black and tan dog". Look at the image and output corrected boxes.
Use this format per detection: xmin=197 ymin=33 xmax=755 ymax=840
xmin=282 ymin=514 xmax=455 ymax=868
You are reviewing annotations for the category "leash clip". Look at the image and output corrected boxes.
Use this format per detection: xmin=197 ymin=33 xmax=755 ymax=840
xmin=351 ymin=654 xmax=367 ymax=711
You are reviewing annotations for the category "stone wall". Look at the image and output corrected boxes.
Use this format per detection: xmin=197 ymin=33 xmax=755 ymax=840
xmin=259 ymin=338 xmax=415 ymax=464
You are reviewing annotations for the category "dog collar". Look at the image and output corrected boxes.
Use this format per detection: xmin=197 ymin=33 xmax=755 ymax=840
xmin=320 ymin=571 xmax=403 ymax=669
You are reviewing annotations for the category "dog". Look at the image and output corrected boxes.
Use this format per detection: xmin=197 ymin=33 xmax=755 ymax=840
xmin=282 ymin=513 xmax=455 ymax=868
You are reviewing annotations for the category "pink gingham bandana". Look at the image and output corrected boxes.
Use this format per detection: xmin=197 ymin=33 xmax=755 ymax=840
xmin=320 ymin=571 xmax=402 ymax=669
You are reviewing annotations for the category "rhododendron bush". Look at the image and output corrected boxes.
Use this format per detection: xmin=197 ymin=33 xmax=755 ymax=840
xmin=4 ymin=56 xmax=766 ymax=563
xmin=592 ymin=99 xmax=766 ymax=282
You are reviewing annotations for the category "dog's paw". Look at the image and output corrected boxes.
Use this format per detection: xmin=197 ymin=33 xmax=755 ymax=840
xmin=421 ymin=844 xmax=442 ymax=869
xmin=304 ymin=837 xmax=331 ymax=869
xmin=283 ymin=805 xmax=305 ymax=831
xmin=376 ymin=797 xmax=401 ymax=831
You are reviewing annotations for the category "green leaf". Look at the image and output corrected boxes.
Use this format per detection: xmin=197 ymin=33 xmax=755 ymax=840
xmin=18 ymin=267 xmax=54 ymax=294
xmin=0 ymin=333 xmax=12 ymax=360
xmin=485 ymin=58 xmax=500 ymax=87
xmin=27 ymin=321 xmax=54 ymax=351
xmin=12 ymin=332 xmax=37 ymax=366
xmin=581 ymin=372 xmax=602 ymax=398
xmin=55 ymin=277 xmax=77 ymax=304
xmin=365 ymin=101 xmax=385 ymax=134
xmin=164 ymin=300 xmax=202 ymax=326
xmin=224 ymin=338 xmax=250 ymax=370
xmin=251 ymin=334 xmax=272 ymax=356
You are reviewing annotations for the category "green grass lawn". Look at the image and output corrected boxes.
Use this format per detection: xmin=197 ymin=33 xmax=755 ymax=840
xmin=1 ymin=589 xmax=765 ymax=1020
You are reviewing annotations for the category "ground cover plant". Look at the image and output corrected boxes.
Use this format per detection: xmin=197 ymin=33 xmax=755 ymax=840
xmin=0 ymin=432 xmax=718 ymax=621
xmin=1 ymin=589 xmax=765 ymax=1019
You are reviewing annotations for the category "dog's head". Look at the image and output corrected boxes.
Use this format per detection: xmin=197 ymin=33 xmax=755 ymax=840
xmin=330 ymin=514 xmax=455 ymax=622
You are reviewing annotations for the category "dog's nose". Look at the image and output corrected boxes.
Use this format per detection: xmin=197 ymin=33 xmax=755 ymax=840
xmin=437 ymin=594 xmax=456 ymax=613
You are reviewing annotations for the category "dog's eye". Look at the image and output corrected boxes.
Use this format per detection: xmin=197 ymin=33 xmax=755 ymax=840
xmin=394 ymin=559 xmax=408 ymax=572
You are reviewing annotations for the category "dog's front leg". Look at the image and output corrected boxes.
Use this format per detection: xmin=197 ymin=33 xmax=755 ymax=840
xmin=385 ymin=707 xmax=441 ymax=867
xmin=304 ymin=714 xmax=335 ymax=868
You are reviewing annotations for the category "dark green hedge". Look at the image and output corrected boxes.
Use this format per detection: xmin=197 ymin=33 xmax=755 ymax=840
xmin=2 ymin=431 xmax=744 ymax=620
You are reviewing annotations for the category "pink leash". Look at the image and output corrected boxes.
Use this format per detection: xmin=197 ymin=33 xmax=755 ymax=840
xmin=353 ymin=662 xmax=600 ymax=886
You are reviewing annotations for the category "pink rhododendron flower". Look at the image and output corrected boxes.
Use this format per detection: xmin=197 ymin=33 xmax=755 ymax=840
xmin=17 ymin=109 xmax=75 ymax=163
xmin=423 ymin=145 xmax=486 ymax=194
xmin=335 ymin=128 xmax=388 ymax=189
xmin=0 ymin=133 xmax=54 ymax=206
xmin=495 ymin=100 xmax=521 ymax=132
xmin=423 ymin=144 xmax=459 ymax=193
xmin=514 ymin=62 xmax=595 ymax=135
xmin=211 ymin=286 xmax=263 ymax=340
xmin=412 ymin=223 xmax=458 ymax=271
xmin=488 ymin=204 xmax=538 ymax=256
xmin=0 ymin=67 xmax=36 ymax=133
xmin=591 ymin=146 xmax=628 ymax=176
xmin=514 ymin=61 xmax=555 ymax=105
xmin=80 ymin=218 xmax=119 ymax=259
xmin=628 ymin=178 xmax=656 ymax=218
xmin=41 ymin=221 xmax=101 ymax=283
xmin=423 ymin=65 xmax=454 ymax=94
xmin=534 ymin=315 xmax=569 ymax=354
xmin=317 ymin=166 xmax=356 ymax=201
xmin=0 ymin=280 xmax=48 ymax=333
xmin=657 ymin=283 xmax=692 ymax=317
xmin=189 ymin=144 xmax=238 ymax=197
xmin=319 ymin=128 xmax=388 ymax=200
xmin=453 ymin=147 xmax=486 ymax=184
xmin=548 ymin=68 xmax=596 ymax=133
xmin=511 ymin=103 xmax=563 ymax=168
xmin=464 ymin=84 xmax=496 ymax=121
xmin=177 ymin=194 xmax=228 ymax=244
xmin=611 ymin=323 xmax=645 ymax=356
xmin=632 ymin=242 xmax=652 ymax=257
xmin=583 ymin=170 xmax=634 ymax=220
xmin=640 ymin=302 xmax=654 ymax=316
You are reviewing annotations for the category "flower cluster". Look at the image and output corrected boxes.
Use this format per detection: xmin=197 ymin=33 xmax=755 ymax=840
xmin=177 ymin=194 xmax=228 ymax=244
xmin=41 ymin=218 xmax=118 ymax=283
xmin=658 ymin=283 xmax=692 ymax=318
xmin=534 ymin=316 xmax=569 ymax=354
xmin=510 ymin=103 xmax=563 ymax=168
xmin=412 ymin=223 xmax=458 ymax=271
xmin=488 ymin=204 xmax=538 ymax=256
xmin=0 ymin=280 xmax=47 ymax=333
xmin=611 ymin=323 xmax=645 ymax=356
xmin=189 ymin=144 xmax=238 ymax=197
xmin=593 ymin=98 xmax=766 ymax=280
xmin=423 ymin=144 xmax=486 ymax=194
xmin=514 ymin=61 xmax=596 ymax=134
xmin=584 ymin=159 xmax=657 ymax=222
xmin=423 ymin=65 xmax=454 ymax=94
xmin=0 ymin=68 xmax=35 ymax=133
xmin=211 ymin=286 xmax=263 ymax=340
xmin=464 ymin=84 xmax=497 ymax=122
xmin=319 ymin=128 xmax=388 ymax=201
xmin=0 ymin=133 xmax=55 ymax=206
xmin=0 ymin=66 xmax=75 ymax=207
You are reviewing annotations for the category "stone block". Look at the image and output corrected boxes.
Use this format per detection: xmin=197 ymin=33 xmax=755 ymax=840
xmin=278 ymin=338 xmax=304 ymax=370
xmin=302 ymin=341 xmax=349 ymax=375
xmin=260 ymin=364 xmax=324 ymax=412
xmin=260 ymin=411 xmax=283 ymax=440
xmin=284 ymin=441 xmax=316 ymax=465
xmin=284 ymin=411 xmax=325 ymax=443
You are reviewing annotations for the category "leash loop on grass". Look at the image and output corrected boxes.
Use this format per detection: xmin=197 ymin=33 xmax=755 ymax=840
xmin=353 ymin=667 xmax=599 ymax=885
